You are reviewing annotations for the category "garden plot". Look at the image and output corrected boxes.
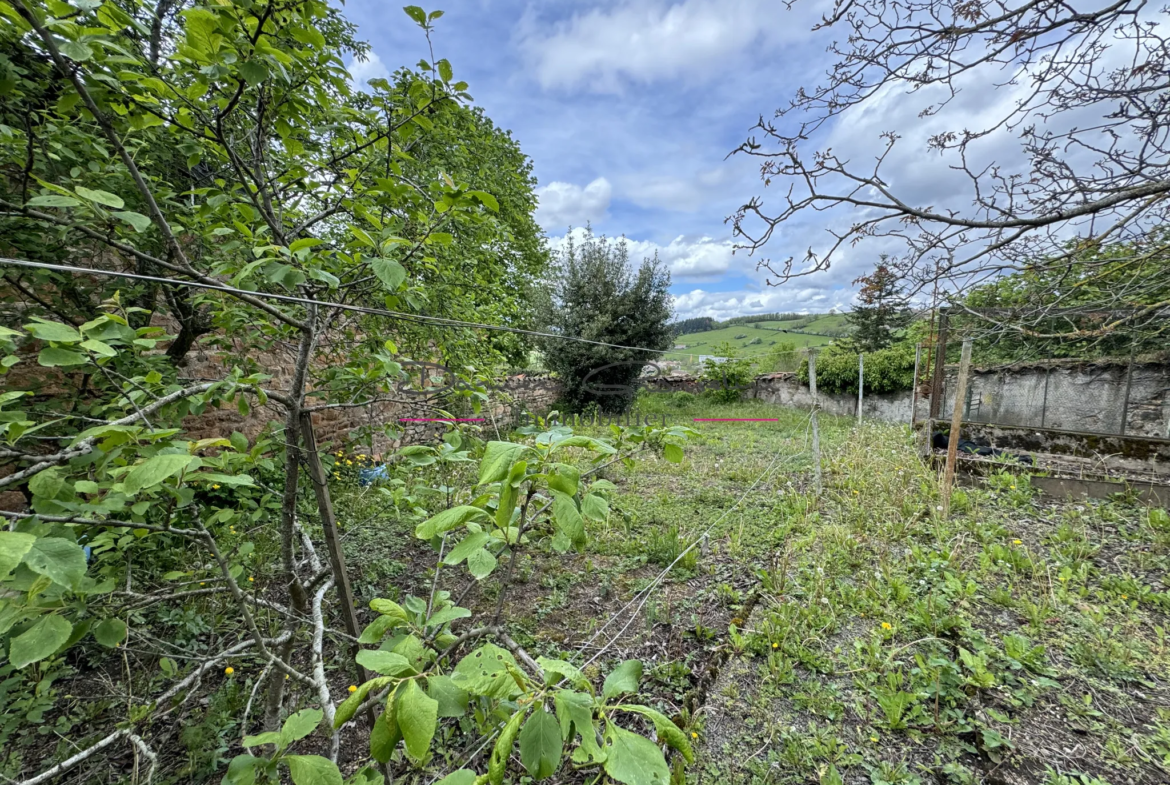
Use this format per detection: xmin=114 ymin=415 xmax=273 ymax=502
xmin=334 ymin=399 xmax=1168 ymax=785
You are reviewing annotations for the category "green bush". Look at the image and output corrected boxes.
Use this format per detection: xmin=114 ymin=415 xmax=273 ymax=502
xmin=798 ymin=342 xmax=916 ymax=394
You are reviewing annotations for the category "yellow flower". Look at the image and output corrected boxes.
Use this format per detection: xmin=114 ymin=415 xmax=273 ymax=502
xmin=1012 ymin=539 xmax=1022 ymax=545
xmin=1010 ymin=485 xmax=1017 ymax=490
xmin=248 ymin=576 xmax=254 ymax=582
xmin=870 ymin=736 xmax=879 ymax=743
xmin=1121 ymin=594 xmax=1128 ymax=600
xmin=285 ymin=674 xmax=290 ymax=680
xmin=771 ymin=642 xmax=778 ymax=649
xmin=333 ymin=472 xmax=340 ymax=478
xmin=881 ymin=622 xmax=891 ymax=630
xmin=212 ymin=484 xmax=221 ymax=490
xmin=690 ymin=732 xmax=698 ymax=739
xmin=346 ymin=460 xmax=353 ymax=466
xmin=225 ymin=666 xmax=234 ymax=675
xmin=348 ymin=685 xmax=358 ymax=693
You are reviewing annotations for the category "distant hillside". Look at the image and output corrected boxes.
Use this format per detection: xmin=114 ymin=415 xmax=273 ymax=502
xmin=664 ymin=314 xmax=851 ymax=368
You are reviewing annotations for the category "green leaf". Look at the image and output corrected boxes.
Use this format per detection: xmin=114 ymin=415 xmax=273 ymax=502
xmin=603 ymin=722 xmax=670 ymax=785
xmin=0 ymin=532 xmax=36 ymax=578
xmin=615 ymin=705 xmax=693 ymax=764
xmin=551 ymin=491 xmax=584 ymax=548
xmin=238 ymin=60 xmax=268 ymax=86
xmin=414 ymin=505 xmax=490 ymax=540
xmin=519 ymin=707 xmax=563 ymax=779
xmin=551 ymin=435 xmax=616 ymax=454
xmin=80 ymin=338 xmax=117 ymax=357
xmin=9 ymin=614 xmax=72 ymax=669
xmin=403 ymin=5 xmax=427 ymax=25
xmin=123 ymin=454 xmax=195 ymax=494
xmin=425 ymin=605 xmax=471 ymax=628
xmin=27 ymin=194 xmax=80 ymax=208
xmin=582 ymin=493 xmax=609 ymax=523
xmin=281 ymin=708 xmax=324 ymax=746
xmin=537 ymin=657 xmax=588 ymax=689
xmin=453 ymin=643 xmax=521 ymax=699
xmin=427 ymin=674 xmax=469 ymax=718
xmin=554 ymin=690 xmax=602 ymax=761
xmin=38 ymin=347 xmax=88 ymax=366
xmin=489 ymin=707 xmax=528 ymax=785
xmin=350 ymin=226 xmax=375 ymax=247
xmin=370 ymin=700 xmax=401 ymax=763
xmin=112 ymin=211 xmax=151 ymax=232
xmin=23 ymin=537 xmax=87 ymax=589
xmin=443 ymin=531 xmax=490 ymax=565
xmin=334 ymin=677 xmax=394 ymax=728
xmin=663 ymin=444 xmax=684 ymax=464
xmin=355 ymin=650 xmax=413 ymax=676
xmin=370 ymin=257 xmax=406 ymax=291
xmin=28 ymin=467 xmax=65 ymax=499
xmin=466 ymin=548 xmax=497 ymax=580
xmin=437 ymin=58 xmax=453 ymax=82
xmin=369 ymin=598 xmax=410 ymax=622
xmin=396 ymin=678 xmax=438 ymax=762
xmin=59 ymin=40 xmax=93 ymax=62
xmin=547 ymin=464 xmax=579 ymax=496
xmin=94 ymin=617 xmax=128 ymax=648
xmin=478 ymin=442 xmax=528 ymax=485
xmin=284 ymin=755 xmax=342 ymax=785
xmin=221 ymin=754 xmax=259 ymax=785
xmin=75 ymin=186 xmax=124 ymax=208
xmin=603 ymin=660 xmax=642 ymax=699
xmin=820 ymin=764 xmax=844 ymax=785
xmin=241 ymin=730 xmax=282 ymax=749
xmin=358 ymin=615 xmax=400 ymax=644
xmin=469 ymin=190 xmax=499 ymax=211
xmin=24 ymin=319 xmax=81 ymax=343
xmin=434 ymin=772 xmax=475 ymax=785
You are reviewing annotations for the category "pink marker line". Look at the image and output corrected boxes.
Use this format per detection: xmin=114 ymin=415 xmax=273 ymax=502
xmin=398 ymin=418 xmax=485 ymax=422
xmin=692 ymin=418 xmax=779 ymax=422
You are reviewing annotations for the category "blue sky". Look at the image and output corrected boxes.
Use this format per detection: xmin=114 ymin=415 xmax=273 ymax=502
xmin=340 ymin=1 xmax=896 ymax=319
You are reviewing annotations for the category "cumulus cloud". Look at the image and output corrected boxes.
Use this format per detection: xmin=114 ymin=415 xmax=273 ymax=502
xmin=519 ymin=0 xmax=811 ymax=92
xmin=671 ymin=287 xmax=849 ymax=321
xmin=547 ymin=227 xmax=738 ymax=281
xmin=348 ymin=52 xmax=389 ymax=89
xmin=534 ymin=178 xmax=612 ymax=231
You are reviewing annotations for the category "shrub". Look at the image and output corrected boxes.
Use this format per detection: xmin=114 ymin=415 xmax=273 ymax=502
xmin=798 ymin=342 xmax=916 ymax=394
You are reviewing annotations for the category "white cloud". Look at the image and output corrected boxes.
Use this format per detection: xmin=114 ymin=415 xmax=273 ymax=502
xmin=534 ymin=178 xmax=612 ymax=231
xmin=348 ymin=52 xmax=389 ymax=89
xmin=671 ymin=287 xmax=849 ymax=321
xmin=520 ymin=0 xmax=810 ymax=92
xmin=547 ymin=227 xmax=737 ymax=281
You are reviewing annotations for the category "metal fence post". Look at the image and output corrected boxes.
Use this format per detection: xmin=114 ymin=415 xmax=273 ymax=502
xmin=809 ymin=349 xmax=822 ymax=495
xmin=929 ymin=310 xmax=950 ymax=421
xmin=1120 ymin=349 xmax=1136 ymax=435
xmin=858 ymin=352 xmax=864 ymax=427
xmin=910 ymin=343 xmax=922 ymax=427
xmin=942 ymin=340 xmax=973 ymax=520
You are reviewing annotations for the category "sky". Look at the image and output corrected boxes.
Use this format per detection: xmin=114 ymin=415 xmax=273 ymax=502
xmin=338 ymin=0 xmax=1019 ymax=321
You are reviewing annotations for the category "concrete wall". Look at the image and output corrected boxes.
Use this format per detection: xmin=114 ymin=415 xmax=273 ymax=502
xmin=647 ymin=359 xmax=1170 ymax=439
xmin=940 ymin=361 xmax=1170 ymax=438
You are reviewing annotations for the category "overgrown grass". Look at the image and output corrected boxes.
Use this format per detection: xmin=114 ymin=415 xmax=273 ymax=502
xmin=334 ymin=394 xmax=1169 ymax=785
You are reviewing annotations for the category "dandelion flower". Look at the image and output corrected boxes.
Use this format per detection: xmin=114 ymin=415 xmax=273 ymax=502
xmin=1121 ymin=594 xmax=1128 ymax=600
xmin=212 ymin=484 xmax=221 ymax=490
xmin=772 ymin=642 xmax=778 ymax=649
xmin=225 ymin=666 xmax=234 ymax=675
xmin=248 ymin=576 xmax=254 ymax=582
xmin=881 ymin=622 xmax=892 ymax=630
xmin=346 ymin=459 xmax=353 ymax=466
xmin=1012 ymin=539 xmax=1022 ymax=545
xmin=348 ymin=685 xmax=358 ymax=693
xmin=691 ymin=732 xmax=698 ymax=739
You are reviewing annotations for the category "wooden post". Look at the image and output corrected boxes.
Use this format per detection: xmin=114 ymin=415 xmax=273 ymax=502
xmin=929 ymin=310 xmax=949 ymax=420
xmin=298 ymin=414 xmax=373 ymax=719
xmin=941 ymin=340 xmax=972 ymax=519
xmin=809 ymin=349 xmax=822 ymax=495
xmin=910 ymin=343 xmax=922 ymax=427
xmin=857 ymin=353 xmax=864 ymax=426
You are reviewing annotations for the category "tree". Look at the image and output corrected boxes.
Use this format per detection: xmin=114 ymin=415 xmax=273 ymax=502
xmin=730 ymin=0 xmax=1170 ymax=341
xmin=541 ymin=229 xmax=673 ymax=413
xmin=846 ymin=259 xmax=911 ymax=353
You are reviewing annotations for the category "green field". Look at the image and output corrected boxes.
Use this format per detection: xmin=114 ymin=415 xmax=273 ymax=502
xmin=666 ymin=313 xmax=849 ymax=367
